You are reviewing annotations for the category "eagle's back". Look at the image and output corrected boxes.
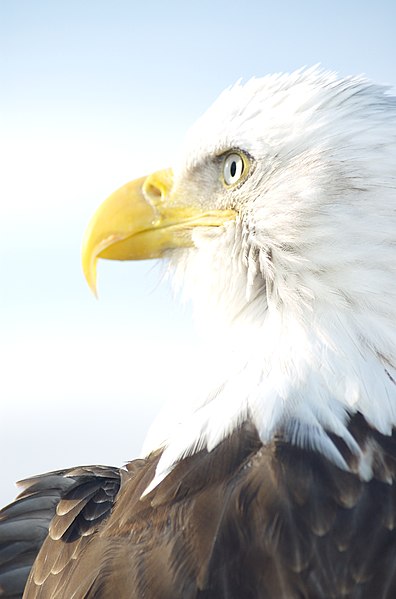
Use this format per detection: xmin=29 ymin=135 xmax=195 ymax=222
xmin=2 ymin=417 xmax=396 ymax=599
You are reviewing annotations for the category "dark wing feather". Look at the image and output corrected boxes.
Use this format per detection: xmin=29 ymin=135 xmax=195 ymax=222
xmin=0 ymin=466 xmax=121 ymax=599
xmin=4 ymin=415 xmax=396 ymax=598
xmin=0 ymin=471 xmax=75 ymax=598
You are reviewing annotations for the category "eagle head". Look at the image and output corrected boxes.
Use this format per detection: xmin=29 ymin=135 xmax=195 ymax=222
xmin=82 ymin=67 xmax=396 ymax=483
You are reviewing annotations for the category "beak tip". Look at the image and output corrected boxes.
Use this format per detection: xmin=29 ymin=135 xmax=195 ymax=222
xmin=87 ymin=278 xmax=99 ymax=299
xmin=91 ymin=284 xmax=99 ymax=300
xmin=82 ymin=253 xmax=99 ymax=298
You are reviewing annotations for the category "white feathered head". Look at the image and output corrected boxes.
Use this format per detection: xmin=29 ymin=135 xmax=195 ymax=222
xmin=83 ymin=68 xmax=396 ymax=481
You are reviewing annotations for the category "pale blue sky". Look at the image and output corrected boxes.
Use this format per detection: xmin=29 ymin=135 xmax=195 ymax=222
xmin=1 ymin=0 xmax=395 ymax=505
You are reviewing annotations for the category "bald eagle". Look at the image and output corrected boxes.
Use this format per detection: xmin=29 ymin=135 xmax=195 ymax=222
xmin=1 ymin=67 xmax=396 ymax=599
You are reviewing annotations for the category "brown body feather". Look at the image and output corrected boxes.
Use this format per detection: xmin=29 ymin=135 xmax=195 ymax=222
xmin=1 ymin=417 xmax=396 ymax=598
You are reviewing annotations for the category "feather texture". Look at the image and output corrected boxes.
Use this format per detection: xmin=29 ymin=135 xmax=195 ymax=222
xmin=148 ymin=67 xmax=396 ymax=479
xmin=2 ymin=419 xmax=396 ymax=597
xmin=0 ymin=467 xmax=120 ymax=598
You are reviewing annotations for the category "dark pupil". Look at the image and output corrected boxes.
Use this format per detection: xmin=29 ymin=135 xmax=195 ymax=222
xmin=230 ymin=160 xmax=237 ymax=178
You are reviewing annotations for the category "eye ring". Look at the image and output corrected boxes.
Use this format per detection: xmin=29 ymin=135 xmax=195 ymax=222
xmin=223 ymin=152 xmax=246 ymax=187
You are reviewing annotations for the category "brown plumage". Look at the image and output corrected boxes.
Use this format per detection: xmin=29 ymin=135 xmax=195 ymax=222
xmin=1 ymin=416 xmax=396 ymax=598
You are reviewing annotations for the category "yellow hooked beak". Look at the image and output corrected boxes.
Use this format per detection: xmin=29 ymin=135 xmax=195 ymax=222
xmin=82 ymin=168 xmax=236 ymax=295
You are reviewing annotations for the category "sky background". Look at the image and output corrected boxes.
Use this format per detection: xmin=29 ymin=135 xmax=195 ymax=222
xmin=1 ymin=0 xmax=395 ymax=507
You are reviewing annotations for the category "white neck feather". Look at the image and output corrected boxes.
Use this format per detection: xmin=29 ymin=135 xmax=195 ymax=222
xmin=143 ymin=213 xmax=396 ymax=492
xmin=141 ymin=70 xmax=396 ymax=493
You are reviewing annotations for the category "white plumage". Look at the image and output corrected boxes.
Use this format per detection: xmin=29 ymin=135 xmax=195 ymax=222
xmin=146 ymin=67 xmax=396 ymax=490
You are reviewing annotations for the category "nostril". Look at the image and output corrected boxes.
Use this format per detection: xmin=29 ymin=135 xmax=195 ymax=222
xmin=145 ymin=182 xmax=162 ymax=200
xmin=143 ymin=169 xmax=173 ymax=203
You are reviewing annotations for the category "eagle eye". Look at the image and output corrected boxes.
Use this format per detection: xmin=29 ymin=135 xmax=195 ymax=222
xmin=223 ymin=152 xmax=247 ymax=187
